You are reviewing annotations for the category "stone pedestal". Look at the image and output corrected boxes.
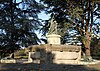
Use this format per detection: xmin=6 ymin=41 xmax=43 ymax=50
xmin=47 ymin=34 xmax=61 ymax=44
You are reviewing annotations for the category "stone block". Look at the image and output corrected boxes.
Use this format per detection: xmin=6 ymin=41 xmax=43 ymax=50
xmin=53 ymin=60 xmax=78 ymax=64
xmin=28 ymin=52 xmax=40 ymax=63
xmin=1 ymin=58 xmax=16 ymax=63
xmin=52 ymin=51 xmax=79 ymax=60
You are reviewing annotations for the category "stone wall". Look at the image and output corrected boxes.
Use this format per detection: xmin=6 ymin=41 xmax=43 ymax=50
xmin=27 ymin=44 xmax=81 ymax=64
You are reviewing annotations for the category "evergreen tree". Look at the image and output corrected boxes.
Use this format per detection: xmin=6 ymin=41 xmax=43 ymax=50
xmin=0 ymin=0 xmax=44 ymax=57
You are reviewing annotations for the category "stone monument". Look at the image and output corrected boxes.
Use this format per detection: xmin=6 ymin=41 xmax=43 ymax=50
xmin=27 ymin=16 xmax=81 ymax=64
xmin=47 ymin=16 xmax=61 ymax=44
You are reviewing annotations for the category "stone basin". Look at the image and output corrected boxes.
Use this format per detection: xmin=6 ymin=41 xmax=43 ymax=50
xmin=27 ymin=44 xmax=81 ymax=64
xmin=52 ymin=51 xmax=79 ymax=60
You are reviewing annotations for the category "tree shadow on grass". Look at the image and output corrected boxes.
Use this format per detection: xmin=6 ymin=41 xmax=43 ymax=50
xmin=0 ymin=62 xmax=100 ymax=71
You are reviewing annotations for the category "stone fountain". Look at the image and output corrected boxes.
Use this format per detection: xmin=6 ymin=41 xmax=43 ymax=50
xmin=27 ymin=16 xmax=81 ymax=64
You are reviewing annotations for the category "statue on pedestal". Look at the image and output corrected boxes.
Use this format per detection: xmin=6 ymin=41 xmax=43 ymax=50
xmin=48 ymin=16 xmax=58 ymax=35
xmin=47 ymin=16 xmax=61 ymax=44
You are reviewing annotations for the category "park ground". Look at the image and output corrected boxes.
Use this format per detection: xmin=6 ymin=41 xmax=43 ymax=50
xmin=0 ymin=59 xmax=100 ymax=71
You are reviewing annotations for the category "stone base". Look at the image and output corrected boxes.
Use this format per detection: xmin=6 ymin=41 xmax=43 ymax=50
xmin=27 ymin=44 xmax=81 ymax=64
xmin=53 ymin=60 xmax=79 ymax=64
xmin=52 ymin=51 xmax=80 ymax=60
xmin=47 ymin=34 xmax=61 ymax=44
xmin=1 ymin=59 xmax=16 ymax=63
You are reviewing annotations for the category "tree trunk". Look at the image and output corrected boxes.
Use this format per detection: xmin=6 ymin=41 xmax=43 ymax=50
xmin=84 ymin=32 xmax=92 ymax=61
xmin=85 ymin=36 xmax=91 ymax=57
xmin=83 ymin=0 xmax=93 ymax=61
